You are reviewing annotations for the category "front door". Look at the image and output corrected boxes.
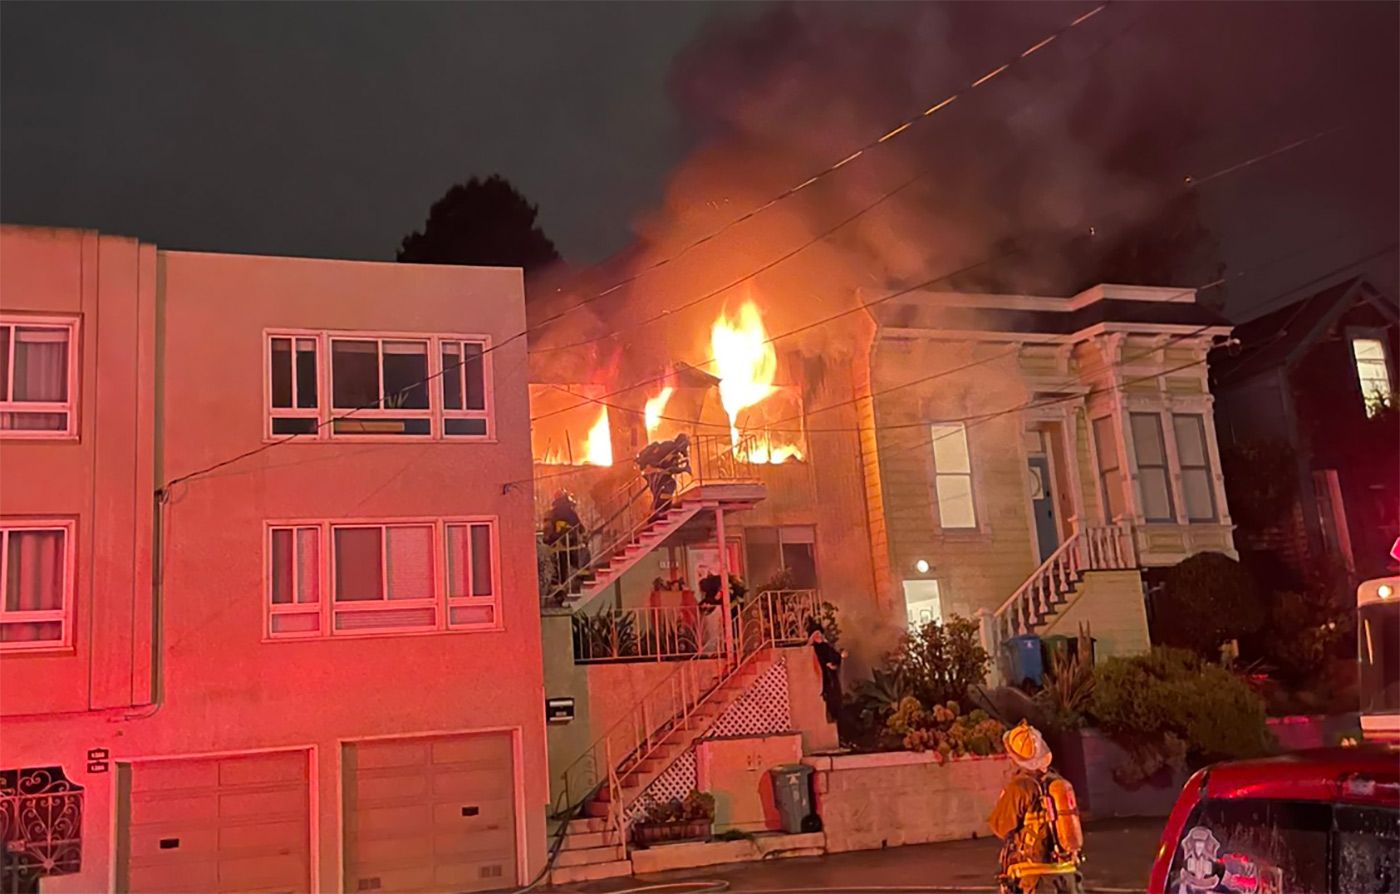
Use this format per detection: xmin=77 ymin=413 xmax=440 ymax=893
xmin=1028 ymin=455 xmax=1058 ymax=563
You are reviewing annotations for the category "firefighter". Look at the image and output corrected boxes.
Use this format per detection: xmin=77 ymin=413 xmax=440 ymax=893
xmin=542 ymin=490 xmax=589 ymax=590
xmin=989 ymin=720 xmax=1085 ymax=894
xmin=636 ymin=433 xmax=691 ymax=512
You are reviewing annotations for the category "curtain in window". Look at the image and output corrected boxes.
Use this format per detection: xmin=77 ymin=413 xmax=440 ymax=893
xmin=4 ymin=530 xmax=64 ymax=641
xmin=2 ymin=328 xmax=68 ymax=430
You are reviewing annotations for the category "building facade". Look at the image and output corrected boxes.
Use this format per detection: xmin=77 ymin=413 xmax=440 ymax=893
xmin=1211 ymin=278 xmax=1400 ymax=582
xmin=0 ymin=226 xmax=548 ymax=893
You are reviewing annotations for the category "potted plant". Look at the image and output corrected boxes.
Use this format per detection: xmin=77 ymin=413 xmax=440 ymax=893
xmin=631 ymin=790 xmax=715 ymax=847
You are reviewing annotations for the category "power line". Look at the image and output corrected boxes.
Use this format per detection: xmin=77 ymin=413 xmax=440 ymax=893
xmin=524 ymin=2 xmax=1110 ymax=339
xmin=503 ymin=242 xmax=1397 ymax=491
xmin=159 ymin=3 xmax=1116 ymax=495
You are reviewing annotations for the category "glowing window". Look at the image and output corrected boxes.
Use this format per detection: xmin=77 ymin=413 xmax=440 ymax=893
xmin=1351 ymin=337 xmax=1393 ymax=417
xmin=0 ymin=521 xmax=74 ymax=651
xmin=0 ymin=318 xmax=78 ymax=438
xmin=930 ymin=423 xmax=977 ymax=529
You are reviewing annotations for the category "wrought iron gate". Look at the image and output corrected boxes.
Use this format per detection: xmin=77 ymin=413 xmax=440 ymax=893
xmin=0 ymin=767 xmax=83 ymax=894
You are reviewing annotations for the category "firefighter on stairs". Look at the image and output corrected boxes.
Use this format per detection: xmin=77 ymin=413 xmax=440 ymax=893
xmin=989 ymin=720 xmax=1085 ymax=894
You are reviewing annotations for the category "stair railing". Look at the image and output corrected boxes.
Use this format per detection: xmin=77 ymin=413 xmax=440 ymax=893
xmin=990 ymin=523 xmax=1136 ymax=643
xmin=555 ymin=591 xmax=817 ymax=846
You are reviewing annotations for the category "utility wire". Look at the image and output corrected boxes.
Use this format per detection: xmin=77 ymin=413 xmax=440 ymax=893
xmin=504 ymin=242 xmax=1398 ymax=491
xmin=158 ymin=2 xmax=1115 ymax=496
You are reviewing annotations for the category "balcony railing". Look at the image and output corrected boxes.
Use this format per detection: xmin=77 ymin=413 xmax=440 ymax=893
xmin=572 ymin=589 xmax=821 ymax=664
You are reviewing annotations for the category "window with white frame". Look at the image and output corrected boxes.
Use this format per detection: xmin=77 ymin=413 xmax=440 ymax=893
xmin=1092 ymin=416 xmax=1126 ymax=521
xmin=265 ymin=331 xmax=492 ymax=440
xmin=265 ymin=518 xmax=499 ymax=639
xmin=440 ymin=340 xmax=490 ymax=436
xmin=1351 ymin=337 xmax=1393 ymax=417
xmin=269 ymin=336 xmax=320 ymax=435
xmin=929 ymin=423 xmax=977 ymax=529
xmin=1172 ymin=414 xmax=1218 ymax=522
xmin=1130 ymin=413 xmax=1175 ymax=522
xmin=1 ymin=319 xmax=77 ymax=436
xmin=1 ymin=522 xmax=74 ymax=650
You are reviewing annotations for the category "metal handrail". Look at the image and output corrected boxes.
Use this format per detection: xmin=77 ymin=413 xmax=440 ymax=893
xmin=541 ymin=433 xmax=762 ymax=605
xmin=555 ymin=591 xmax=818 ymax=840
xmin=571 ymin=589 xmax=821 ymax=663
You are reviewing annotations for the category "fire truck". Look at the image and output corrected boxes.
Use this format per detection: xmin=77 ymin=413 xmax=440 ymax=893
xmin=1358 ymin=573 xmax=1399 ymax=742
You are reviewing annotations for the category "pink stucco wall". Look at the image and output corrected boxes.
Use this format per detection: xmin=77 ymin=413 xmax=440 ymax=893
xmin=0 ymin=231 xmax=549 ymax=891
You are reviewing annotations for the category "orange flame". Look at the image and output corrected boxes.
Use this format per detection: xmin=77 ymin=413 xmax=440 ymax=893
xmin=711 ymin=300 xmax=777 ymax=446
xmin=644 ymin=386 xmax=675 ymax=439
xmin=709 ymin=298 xmax=804 ymax=464
xmin=583 ymin=407 xmax=613 ymax=466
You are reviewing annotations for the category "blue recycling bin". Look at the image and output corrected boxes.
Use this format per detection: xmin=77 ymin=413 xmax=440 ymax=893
xmin=1005 ymin=635 xmax=1045 ymax=688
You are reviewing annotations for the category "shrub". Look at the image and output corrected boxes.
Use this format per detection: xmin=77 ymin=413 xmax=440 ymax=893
xmin=1034 ymin=649 xmax=1096 ymax=731
xmin=1154 ymin=552 xmax=1266 ymax=657
xmin=1091 ymin=647 xmax=1272 ymax=784
xmin=884 ymin=697 xmax=1005 ymax=761
xmin=892 ymin=614 xmax=990 ymax=710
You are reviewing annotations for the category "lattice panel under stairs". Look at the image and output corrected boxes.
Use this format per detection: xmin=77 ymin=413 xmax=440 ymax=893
xmin=625 ymin=658 xmax=792 ymax=823
xmin=705 ymin=659 xmax=791 ymax=739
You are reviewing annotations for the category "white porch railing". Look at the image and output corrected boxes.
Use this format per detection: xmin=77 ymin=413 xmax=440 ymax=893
xmin=990 ymin=523 xmax=1135 ymax=644
xmin=554 ymin=590 xmax=820 ymax=842
xmin=572 ymin=589 xmax=819 ymax=663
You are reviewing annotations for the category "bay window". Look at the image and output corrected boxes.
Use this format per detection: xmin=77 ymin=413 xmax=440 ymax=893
xmin=1172 ymin=414 xmax=1218 ymax=522
xmin=1129 ymin=413 xmax=1175 ymax=523
xmin=1092 ymin=416 xmax=1126 ymax=521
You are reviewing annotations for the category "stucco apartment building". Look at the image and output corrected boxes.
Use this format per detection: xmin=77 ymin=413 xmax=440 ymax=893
xmin=0 ymin=226 xmax=548 ymax=893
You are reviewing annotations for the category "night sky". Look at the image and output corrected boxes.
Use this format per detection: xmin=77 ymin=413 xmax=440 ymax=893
xmin=3 ymin=2 xmax=1396 ymax=320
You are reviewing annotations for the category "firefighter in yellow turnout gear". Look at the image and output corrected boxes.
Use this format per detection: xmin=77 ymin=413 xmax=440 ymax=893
xmin=988 ymin=721 xmax=1085 ymax=894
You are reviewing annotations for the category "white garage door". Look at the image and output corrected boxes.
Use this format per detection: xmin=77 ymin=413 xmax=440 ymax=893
xmin=123 ymin=750 xmax=312 ymax=893
xmin=343 ymin=732 xmax=517 ymax=893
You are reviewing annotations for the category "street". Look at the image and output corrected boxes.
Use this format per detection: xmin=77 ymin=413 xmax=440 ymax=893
xmin=568 ymin=818 xmax=1164 ymax=893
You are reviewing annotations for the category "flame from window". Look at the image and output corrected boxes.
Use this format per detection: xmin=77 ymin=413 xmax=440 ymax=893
xmin=644 ymin=386 xmax=675 ymax=440
xmin=709 ymin=298 xmax=804 ymax=464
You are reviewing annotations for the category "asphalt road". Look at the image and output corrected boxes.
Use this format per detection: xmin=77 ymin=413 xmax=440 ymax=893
xmin=567 ymin=818 xmax=1165 ymax=893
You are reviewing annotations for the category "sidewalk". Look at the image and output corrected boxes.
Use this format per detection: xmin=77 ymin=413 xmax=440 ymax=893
xmin=563 ymin=818 xmax=1163 ymax=893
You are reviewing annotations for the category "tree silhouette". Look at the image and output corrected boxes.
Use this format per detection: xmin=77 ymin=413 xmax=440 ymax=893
xmin=398 ymin=175 xmax=561 ymax=274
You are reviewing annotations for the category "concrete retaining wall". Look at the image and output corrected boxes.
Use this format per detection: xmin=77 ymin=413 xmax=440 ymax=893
xmin=803 ymin=751 xmax=1011 ymax=852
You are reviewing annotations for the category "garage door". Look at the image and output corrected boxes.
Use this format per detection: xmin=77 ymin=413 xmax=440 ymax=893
xmin=343 ymin=733 xmax=517 ymax=893
xmin=122 ymin=750 xmax=311 ymax=893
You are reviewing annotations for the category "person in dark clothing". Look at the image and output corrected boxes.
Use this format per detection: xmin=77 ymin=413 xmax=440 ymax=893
xmin=542 ymin=490 xmax=589 ymax=591
xmin=636 ymin=433 xmax=691 ymax=512
xmin=805 ymin=618 xmax=846 ymax=725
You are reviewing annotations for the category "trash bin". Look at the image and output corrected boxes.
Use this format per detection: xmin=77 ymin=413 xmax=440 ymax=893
xmin=1041 ymin=634 xmax=1072 ymax=668
xmin=1004 ymin=635 xmax=1044 ymax=688
xmin=769 ymin=764 xmax=814 ymax=833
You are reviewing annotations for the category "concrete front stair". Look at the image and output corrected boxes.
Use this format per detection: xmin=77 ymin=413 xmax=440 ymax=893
xmin=585 ymin=653 xmax=774 ymax=820
xmin=549 ymin=817 xmax=631 ymax=885
xmin=558 ymin=503 xmax=703 ymax=610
